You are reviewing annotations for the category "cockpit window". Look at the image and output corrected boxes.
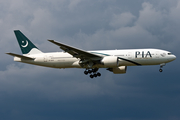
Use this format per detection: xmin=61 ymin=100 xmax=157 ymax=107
xmin=168 ymin=53 xmax=172 ymax=55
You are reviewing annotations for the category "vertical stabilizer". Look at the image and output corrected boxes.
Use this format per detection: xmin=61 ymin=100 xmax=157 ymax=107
xmin=14 ymin=30 xmax=43 ymax=55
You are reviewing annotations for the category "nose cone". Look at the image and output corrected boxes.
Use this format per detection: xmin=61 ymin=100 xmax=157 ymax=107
xmin=169 ymin=54 xmax=176 ymax=62
xmin=167 ymin=54 xmax=176 ymax=62
xmin=172 ymin=55 xmax=176 ymax=61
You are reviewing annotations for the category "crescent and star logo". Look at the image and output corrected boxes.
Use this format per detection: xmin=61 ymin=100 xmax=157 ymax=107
xmin=21 ymin=40 xmax=29 ymax=48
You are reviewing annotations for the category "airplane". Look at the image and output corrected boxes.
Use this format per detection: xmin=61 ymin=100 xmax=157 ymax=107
xmin=6 ymin=30 xmax=176 ymax=78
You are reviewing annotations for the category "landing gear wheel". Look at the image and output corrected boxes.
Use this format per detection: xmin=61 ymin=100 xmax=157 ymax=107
xmin=94 ymin=74 xmax=97 ymax=77
xmin=159 ymin=69 xmax=163 ymax=72
xmin=90 ymin=74 xmax=94 ymax=78
xmin=84 ymin=68 xmax=101 ymax=78
xmin=97 ymin=72 xmax=101 ymax=76
xmin=88 ymin=70 xmax=92 ymax=74
xmin=84 ymin=71 xmax=88 ymax=75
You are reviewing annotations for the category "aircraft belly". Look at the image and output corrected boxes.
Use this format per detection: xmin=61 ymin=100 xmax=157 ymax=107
xmin=119 ymin=60 xmax=135 ymax=66
xmin=133 ymin=58 xmax=168 ymax=65
xmin=47 ymin=58 xmax=79 ymax=68
xmin=21 ymin=57 xmax=80 ymax=68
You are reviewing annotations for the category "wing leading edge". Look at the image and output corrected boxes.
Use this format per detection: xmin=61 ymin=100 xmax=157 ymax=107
xmin=48 ymin=40 xmax=102 ymax=60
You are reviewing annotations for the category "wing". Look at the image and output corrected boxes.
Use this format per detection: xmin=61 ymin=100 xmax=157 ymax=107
xmin=6 ymin=53 xmax=35 ymax=60
xmin=48 ymin=40 xmax=102 ymax=60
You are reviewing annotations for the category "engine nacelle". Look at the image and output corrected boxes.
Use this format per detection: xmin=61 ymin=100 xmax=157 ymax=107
xmin=107 ymin=66 xmax=127 ymax=74
xmin=101 ymin=56 xmax=119 ymax=67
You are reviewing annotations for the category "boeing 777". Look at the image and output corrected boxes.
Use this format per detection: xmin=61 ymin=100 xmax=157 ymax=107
xmin=6 ymin=30 xmax=176 ymax=78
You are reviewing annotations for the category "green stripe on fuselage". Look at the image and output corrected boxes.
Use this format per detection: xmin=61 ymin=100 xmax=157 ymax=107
xmin=91 ymin=51 xmax=141 ymax=66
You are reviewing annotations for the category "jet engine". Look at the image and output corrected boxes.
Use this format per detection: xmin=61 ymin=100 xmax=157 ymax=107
xmin=101 ymin=56 xmax=119 ymax=67
xmin=107 ymin=66 xmax=127 ymax=74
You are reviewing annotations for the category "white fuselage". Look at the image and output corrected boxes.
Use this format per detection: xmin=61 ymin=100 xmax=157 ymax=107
xmin=14 ymin=49 xmax=176 ymax=69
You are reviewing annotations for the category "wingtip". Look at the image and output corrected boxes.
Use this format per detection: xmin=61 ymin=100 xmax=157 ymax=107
xmin=6 ymin=52 xmax=11 ymax=55
xmin=48 ymin=39 xmax=54 ymax=42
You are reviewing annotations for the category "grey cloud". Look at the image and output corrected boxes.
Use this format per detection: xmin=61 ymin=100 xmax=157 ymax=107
xmin=68 ymin=0 xmax=82 ymax=10
xmin=109 ymin=12 xmax=136 ymax=28
xmin=136 ymin=2 xmax=165 ymax=30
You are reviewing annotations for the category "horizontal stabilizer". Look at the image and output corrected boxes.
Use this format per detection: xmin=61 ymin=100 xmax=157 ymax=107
xmin=6 ymin=53 xmax=35 ymax=60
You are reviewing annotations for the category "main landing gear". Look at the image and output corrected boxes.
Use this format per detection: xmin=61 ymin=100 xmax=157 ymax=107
xmin=84 ymin=68 xmax=101 ymax=78
xmin=159 ymin=63 xmax=166 ymax=72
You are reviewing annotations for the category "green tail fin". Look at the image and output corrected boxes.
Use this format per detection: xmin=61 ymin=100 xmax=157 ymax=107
xmin=14 ymin=30 xmax=42 ymax=54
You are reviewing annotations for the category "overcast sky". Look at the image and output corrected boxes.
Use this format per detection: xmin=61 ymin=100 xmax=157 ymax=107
xmin=0 ymin=0 xmax=180 ymax=120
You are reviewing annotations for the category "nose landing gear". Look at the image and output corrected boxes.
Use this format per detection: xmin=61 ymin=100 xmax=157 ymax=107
xmin=159 ymin=63 xmax=166 ymax=72
xmin=84 ymin=68 xmax=101 ymax=78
